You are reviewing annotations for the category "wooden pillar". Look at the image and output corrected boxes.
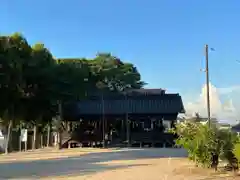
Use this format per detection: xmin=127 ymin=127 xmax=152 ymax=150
xmin=94 ymin=121 xmax=97 ymax=129
xmin=19 ymin=128 xmax=21 ymax=152
xmin=104 ymin=117 xmax=108 ymax=147
xmin=126 ymin=114 xmax=130 ymax=147
xmin=121 ymin=119 xmax=124 ymax=140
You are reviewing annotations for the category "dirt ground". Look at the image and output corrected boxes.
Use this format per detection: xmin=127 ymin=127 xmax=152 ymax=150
xmin=0 ymin=148 xmax=239 ymax=180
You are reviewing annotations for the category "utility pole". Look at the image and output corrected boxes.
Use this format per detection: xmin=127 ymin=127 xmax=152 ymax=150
xmin=205 ymin=44 xmax=211 ymax=127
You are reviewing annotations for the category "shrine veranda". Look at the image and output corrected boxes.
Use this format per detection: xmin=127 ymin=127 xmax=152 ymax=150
xmin=62 ymin=89 xmax=185 ymax=148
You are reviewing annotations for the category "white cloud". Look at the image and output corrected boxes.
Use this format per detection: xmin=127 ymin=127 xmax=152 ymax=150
xmin=183 ymin=82 xmax=240 ymax=124
xmin=218 ymin=85 xmax=240 ymax=94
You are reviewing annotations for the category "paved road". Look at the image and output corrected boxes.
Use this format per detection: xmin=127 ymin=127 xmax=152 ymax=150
xmin=0 ymin=148 xmax=187 ymax=179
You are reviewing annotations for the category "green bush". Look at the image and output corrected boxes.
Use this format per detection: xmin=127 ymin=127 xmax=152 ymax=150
xmin=172 ymin=121 xmax=238 ymax=170
xmin=233 ymin=143 xmax=240 ymax=164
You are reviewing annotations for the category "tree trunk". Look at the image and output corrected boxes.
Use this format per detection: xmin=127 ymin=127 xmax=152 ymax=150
xmin=47 ymin=122 xmax=51 ymax=147
xmin=5 ymin=120 xmax=13 ymax=154
xmin=57 ymin=100 xmax=63 ymax=150
xmin=40 ymin=133 xmax=43 ymax=148
xmin=67 ymin=122 xmax=72 ymax=132
xmin=19 ymin=128 xmax=21 ymax=152
xmin=211 ymin=154 xmax=219 ymax=171
xmin=58 ymin=131 xmax=62 ymax=150
xmin=32 ymin=124 xmax=37 ymax=150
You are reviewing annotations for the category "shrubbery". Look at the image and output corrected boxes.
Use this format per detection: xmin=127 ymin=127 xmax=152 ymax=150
xmin=234 ymin=143 xmax=240 ymax=163
xmin=171 ymin=121 xmax=240 ymax=170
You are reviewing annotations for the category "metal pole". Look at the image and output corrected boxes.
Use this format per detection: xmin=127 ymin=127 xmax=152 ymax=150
xmin=102 ymin=93 xmax=105 ymax=148
xmin=205 ymin=44 xmax=211 ymax=127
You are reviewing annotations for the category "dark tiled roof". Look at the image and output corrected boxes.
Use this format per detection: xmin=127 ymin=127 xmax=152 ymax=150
xmin=76 ymin=90 xmax=185 ymax=115
xmin=88 ymin=88 xmax=166 ymax=100
xmin=124 ymin=88 xmax=166 ymax=95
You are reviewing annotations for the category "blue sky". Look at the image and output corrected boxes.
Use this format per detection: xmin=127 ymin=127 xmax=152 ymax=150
xmin=1 ymin=1 xmax=240 ymax=111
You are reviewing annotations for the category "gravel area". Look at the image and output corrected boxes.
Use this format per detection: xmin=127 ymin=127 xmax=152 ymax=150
xmin=0 ymin=148 xmax=238 ymax=180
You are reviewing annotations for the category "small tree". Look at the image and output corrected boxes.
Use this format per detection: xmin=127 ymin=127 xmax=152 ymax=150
xmin=172 ymin=121 xmax=238 ymax=170
xmin=233 ymin=142 xmax=240 ymax=164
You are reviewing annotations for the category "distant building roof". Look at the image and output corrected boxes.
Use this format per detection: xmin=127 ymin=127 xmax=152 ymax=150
xmin=232 ymin=123 xmax=240 ymax=132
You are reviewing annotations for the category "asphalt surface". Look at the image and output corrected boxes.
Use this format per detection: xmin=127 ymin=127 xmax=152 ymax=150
xmin=0 ymin=148 xmax=187 ymax=179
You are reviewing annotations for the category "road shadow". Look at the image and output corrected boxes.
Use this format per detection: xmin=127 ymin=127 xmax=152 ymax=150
xmin=0 ymin=148 xmax=187 ymax=179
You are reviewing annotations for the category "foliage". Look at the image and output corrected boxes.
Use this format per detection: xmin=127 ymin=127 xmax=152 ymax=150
xmin=0 ymin=33 xmax=145 ymax=152
xmin=173 ymin=121 xmax=239 ymax=169
xmin=233 ymin=143 xmax=240 ymax=164
xmin=88 ymin=53 xmax=145 ymax=92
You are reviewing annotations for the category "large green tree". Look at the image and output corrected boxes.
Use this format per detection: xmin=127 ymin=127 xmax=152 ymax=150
xmin=89 ymin=53 xmax=145 ymax=92
xmin=0 ymin=33 xmax=146 ymax=152
xmin=0 ymin=33 xmax=32 ymax=153
xmin=20 ymin=43 xmax=56 ymax=149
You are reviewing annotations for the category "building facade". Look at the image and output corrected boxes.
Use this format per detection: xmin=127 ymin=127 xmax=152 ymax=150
xmin=63 ymin=89 xmax=185 ymax=148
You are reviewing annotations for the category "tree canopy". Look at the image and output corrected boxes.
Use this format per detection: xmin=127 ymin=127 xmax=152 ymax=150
xmin=0 ymin=33 xmax=145 ymax=129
